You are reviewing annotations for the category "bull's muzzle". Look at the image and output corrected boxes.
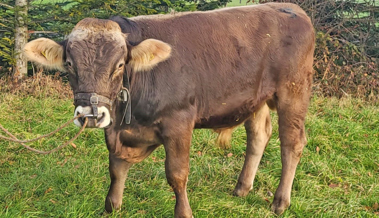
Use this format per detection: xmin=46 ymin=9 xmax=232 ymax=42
xmin=73 ymin=93 xmax=114 ymax=128
xmin=74 ymin=105 xmax=112 ymax=128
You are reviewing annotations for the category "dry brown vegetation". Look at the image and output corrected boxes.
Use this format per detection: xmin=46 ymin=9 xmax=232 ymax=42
xmin=0 ymin=71 xmax=72 ymax=99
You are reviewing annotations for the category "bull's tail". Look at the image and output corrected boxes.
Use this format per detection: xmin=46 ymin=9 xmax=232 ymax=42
xmin=214 ymin=127 xmax=235 ymax=149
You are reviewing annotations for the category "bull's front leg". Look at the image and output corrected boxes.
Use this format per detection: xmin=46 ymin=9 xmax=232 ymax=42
xmin=164 ymin=136 xmax=192 ymax=218
xmin=105 ymin=144 xmax=160 ymax=212
xmin=161 ymin=115 xmax=194 ymax=218
xmin=105 ymin=153 xmax=133 ymax=212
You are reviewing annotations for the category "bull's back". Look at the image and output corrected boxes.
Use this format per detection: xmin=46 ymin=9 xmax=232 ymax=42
xmin=132 ymin=3 xmax=314 ymax=128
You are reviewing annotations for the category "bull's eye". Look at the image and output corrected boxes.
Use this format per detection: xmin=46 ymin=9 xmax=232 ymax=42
xmin=65 ymin=61 xmax=72 ymax=67
xmin=118 ymin=63 xmax=124 ymax=68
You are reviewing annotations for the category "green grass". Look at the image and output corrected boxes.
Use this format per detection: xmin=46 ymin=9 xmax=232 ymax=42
xmin=0 ymin=90 xmax=378 ymax=217
xmin=227 ymin=0 xmax=257 ymax=7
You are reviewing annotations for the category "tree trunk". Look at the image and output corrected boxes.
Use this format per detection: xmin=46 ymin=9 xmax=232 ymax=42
xmin=14 ymin=0 xmax=28 ymax=80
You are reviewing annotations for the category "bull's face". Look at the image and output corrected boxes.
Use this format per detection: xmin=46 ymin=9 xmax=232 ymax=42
xmin=24 ymin=18 xmax=171 ymax=128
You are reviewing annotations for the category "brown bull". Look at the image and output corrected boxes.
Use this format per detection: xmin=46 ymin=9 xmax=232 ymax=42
xmin=24 ymin=3 xmax=315 ymax=217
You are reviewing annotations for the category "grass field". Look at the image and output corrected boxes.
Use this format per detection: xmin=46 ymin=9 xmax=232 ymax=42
xmin=227 ymin=0 xmax=257 ymax=7
xmin=0 ymin=79 xmax=378 ymax=217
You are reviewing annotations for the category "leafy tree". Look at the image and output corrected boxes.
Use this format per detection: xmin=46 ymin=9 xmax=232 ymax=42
xmin=0 ymin=1 xmax=16 ymax=75
xmin=195 ymin=0 xmax=231 ymax=11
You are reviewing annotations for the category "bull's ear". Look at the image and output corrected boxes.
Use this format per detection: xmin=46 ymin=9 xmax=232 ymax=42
xmin=23 ymin=38 xmax=65 ymax=72
xmin=129 ymin=39 xmax=171 ymax=72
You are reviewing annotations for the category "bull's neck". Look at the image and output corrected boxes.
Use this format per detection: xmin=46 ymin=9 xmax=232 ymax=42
xmin=104 ymin=70 xmax=162 ymax=148
xmin=107 ymin=70 xmax=159 ymax=130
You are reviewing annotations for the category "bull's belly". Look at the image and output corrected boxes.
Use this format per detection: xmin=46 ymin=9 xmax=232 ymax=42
xmin=194 ymin=101 xmax=264 ymax=128
xmin=194 ymin=94 xmax=269 ymax=129
xmin=194 ymin=112 xmax=251 ymax=128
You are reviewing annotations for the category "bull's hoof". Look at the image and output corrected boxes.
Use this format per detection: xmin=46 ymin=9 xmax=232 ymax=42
xmin=174 ymin=210 xmax=193 ymax=218
xmin=105 ymin=196 xmax=122 ymax=213
xmin=174 ymin=204 xmax=193 ymax=218
xmin=174 ymin=214 xmax=193 ymax=218
xmin=233 ymin=183 xmax=252 ymax=197
xmin=271 ymin=197 xmax=290 ymax=215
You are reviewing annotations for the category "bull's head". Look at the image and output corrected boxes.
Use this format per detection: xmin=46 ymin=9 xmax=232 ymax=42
xmin=24 ymin=18 xmax=171 ymax=128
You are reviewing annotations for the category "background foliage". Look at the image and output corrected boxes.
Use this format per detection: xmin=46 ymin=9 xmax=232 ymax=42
xmin=0 ymin=1 xmax=15 ymax=71
xmin=1 ymin=0 xmax=378 ymax=99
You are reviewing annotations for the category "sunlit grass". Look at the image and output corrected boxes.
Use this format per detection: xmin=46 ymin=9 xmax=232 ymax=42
xmin=227 ymin=0 xmax=257 ymax=7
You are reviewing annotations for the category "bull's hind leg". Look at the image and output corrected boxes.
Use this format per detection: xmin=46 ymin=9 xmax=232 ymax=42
xmin=272 ymin=81 xmax=311 ymax=214
xmin=234 ymin=104 xmax=272 ymax=197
